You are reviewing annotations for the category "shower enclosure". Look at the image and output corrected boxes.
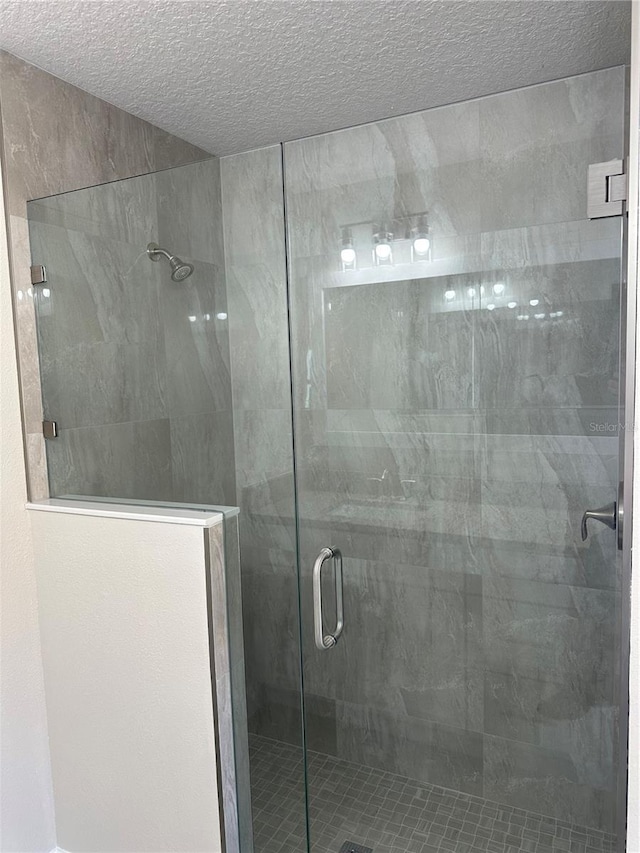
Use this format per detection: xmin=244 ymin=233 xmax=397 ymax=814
xmin=27 ymin=66 xmax=628 ymax=853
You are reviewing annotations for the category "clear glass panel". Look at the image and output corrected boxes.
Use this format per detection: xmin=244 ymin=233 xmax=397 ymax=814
xmin=284 ymin=67 xmax=626 ymax=852
xmin=27 ymin=154 xmax=306 ymax=853
xmin=28 ymin=159 xmax=235 ymax=505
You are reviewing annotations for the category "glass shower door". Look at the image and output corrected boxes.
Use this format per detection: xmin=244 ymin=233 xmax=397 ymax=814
xmin=284 ymin=68 xmax=626 ymax=853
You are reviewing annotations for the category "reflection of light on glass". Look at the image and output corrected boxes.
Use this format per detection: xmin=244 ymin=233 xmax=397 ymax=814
xmin=188 ymin=315 xmax=197 ymax=323
xmin=556 ymin=310 xmax=563 ymax=317
xmin=204 ymin=313 xmax=211 ymax=321
xmin=27 ymin=287 xmax=33 ymax=299
xmin=216 ymin=312 xmax=228 ymax=320
xmin=507 ymin=301 xmax=517 ymax=309
xmin=467 ymin=287 xmax=476 ymax=298
xmin=529 ymin=298 xmax=539 ymax=307
xmin=444 ymin=289 xmax=456 ymax=301
xmin=517 ymin=314 xmax=530 ymax=321
xmin=493 ymin=282 xmax=505 ymax=295
xmin=17 ymin=290 xmax=23 ymax=301
xmin=534 ymin=313 xmax=545 ymax=320
xmin=480 ymin=285 xmax=485 ymax=296
xmin=42 ymin=288 xmax=51 ymax=298
xmin=487 ymin=303 xmax=496 ymax=311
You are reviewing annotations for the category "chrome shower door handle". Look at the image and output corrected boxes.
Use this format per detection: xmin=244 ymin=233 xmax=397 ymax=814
xmin=312 ymin=547 xmax=344 ymax=651
xmin=581 ymin=501 xmax=617 ymax=541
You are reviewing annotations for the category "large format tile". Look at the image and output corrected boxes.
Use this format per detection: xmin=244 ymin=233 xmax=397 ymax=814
xmin=155 ymin=158 xmax=223 ymax=265
xmin=302 ymin=559 xmax=482 ymax=733
xmin=161 ymin=260 xmax=232 ymax=417
xmin=482 ymin=576 xmax=616 ymax=702
xmin=169 ymin=411 xmax=236 ymax=505
xmin=478 ymin=67 xmax=625 ymax=233
xmin=335 ymin=701 xmax=483 ymax=796
xmin=483 ymin=734 xmax=617 ymax=832
xmin=29 ymin=221 xmax=163 ymax=350
xmin=0 ymin=50 xmax=210 ymax=218
xmin=45 ymin=419 xmax=172 ymax=500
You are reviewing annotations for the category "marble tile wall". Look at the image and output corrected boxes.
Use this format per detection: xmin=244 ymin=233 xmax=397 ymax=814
xmin=283 ymin=67 xmax=626 ymax=833
xmin=0 ymin=50 xmax=211 ymax=498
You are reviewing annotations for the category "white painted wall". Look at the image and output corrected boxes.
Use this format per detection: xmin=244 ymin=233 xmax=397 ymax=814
xmin=29 ymin=507 xmax=223 ymax=853
xmin=0 ymin=147 xmax=56 ymax=852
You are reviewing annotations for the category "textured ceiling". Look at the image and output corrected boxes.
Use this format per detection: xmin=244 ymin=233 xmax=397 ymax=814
xmin=0 ymin=0 xmax=631 ymax=156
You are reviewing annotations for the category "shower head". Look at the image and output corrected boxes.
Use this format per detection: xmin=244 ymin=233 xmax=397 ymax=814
xmin=147 ymin=243 xmax=194 ymax=282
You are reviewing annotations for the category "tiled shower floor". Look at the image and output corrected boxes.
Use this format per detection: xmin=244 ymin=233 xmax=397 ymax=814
xmin=249 ymin=735 xmax=616 ymax=853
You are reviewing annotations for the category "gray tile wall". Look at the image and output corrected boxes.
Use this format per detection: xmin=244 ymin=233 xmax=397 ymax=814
xmin=0 ymin=49 xmax=211 ymax=499
xmin=220 ymin=145 xmax=302 ymax=740
xmin=283 ymin=67 xmax=626 ymax=833
xmin=27 ymin=159 xmax=236 ymax=506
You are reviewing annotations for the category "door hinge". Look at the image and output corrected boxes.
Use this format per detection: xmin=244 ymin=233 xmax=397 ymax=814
xmin=30 ymin=265 xmax=47 ymax=285
xmin=42 ymin=420 xmax=58 ymax=439
xmin=588 ymin=159 xmax=627 ymax=219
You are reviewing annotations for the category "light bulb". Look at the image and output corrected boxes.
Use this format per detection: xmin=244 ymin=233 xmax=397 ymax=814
xmin=444 ymin=289 xmax=456 ymax=301
xmin=373 ymin=228 xmax=393 ymax=264
xmin=487 ymin=303 xmax=496 ymax=311
xmin=42 ymin=288 xmax=51 ymax=298
xmin=507 ymin=301 xmax=517 ymax=309
xmin=339 ymin=228 xmax=356 ymax=268
xmin=556 ymin=310 xmax=563 ymax=317
xmin=529 ymin=298 xmax=539 ymax=307
xmin=413 ymin=236 xmax=430 ymax=255
xmin=534 ymin=313 xmax=545 ymax=320
xmin=493 ymin=282 xmax=505 ymax=295
xmin=340 ymin=246 xmax=356 ymax=265
xmin=188 ymin=315 xmax=197 ymax=323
